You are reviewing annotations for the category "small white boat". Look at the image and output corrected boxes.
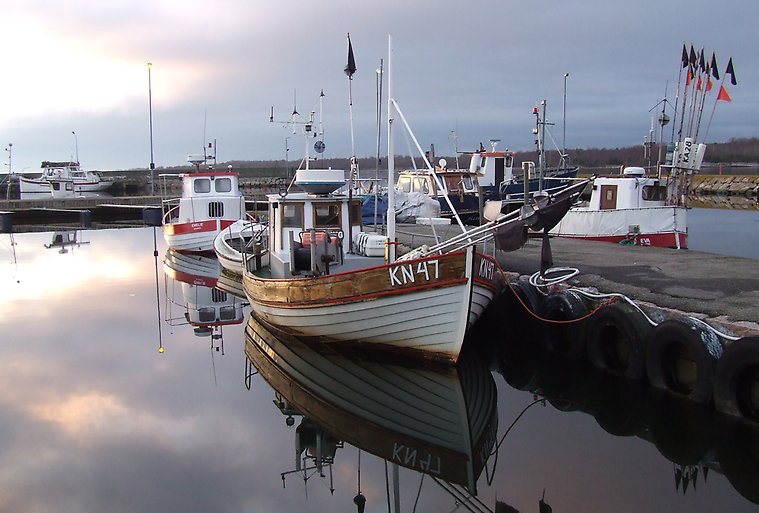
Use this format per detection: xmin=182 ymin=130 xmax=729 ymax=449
xmin=549 ymin=166 xmax=689 ymax=248
xmin=19 ymin=161 xmax=114 ymax=194
xmin=244 ymin=315 xmax=498 ymax=494
xmin=212 ymin=218 xmax=268 ymax=275
xmin=162 ymin=168 xmax=247 ymax=253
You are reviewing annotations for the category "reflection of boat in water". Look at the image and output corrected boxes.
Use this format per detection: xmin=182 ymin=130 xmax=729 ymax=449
xmin=244 ymin=315 xmax=498 ymax=494
xmin=163 ymin=248 xmax=246 ymax=340
xmin=43 ymin=230 xmax=90 ymax=253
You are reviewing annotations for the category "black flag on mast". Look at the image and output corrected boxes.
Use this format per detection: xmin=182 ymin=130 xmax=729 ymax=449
xmin=725 ymin=58 xmax=737 ymax=85
xmin=345 ymin=34 xmax=357 ymax=79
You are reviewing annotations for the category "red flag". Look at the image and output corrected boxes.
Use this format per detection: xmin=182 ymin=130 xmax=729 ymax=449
xmin=696 ymin=75 xmax=702 ymax=91
xmin=686 ymin=67 xmax=693 ymax=86
xmin=725 ymin=58 xmax=737 ymax=85
xmin=706 ymin=76 xmax=713 ymax=92
xmin=717 ymin=85 xmax=732 ymax=102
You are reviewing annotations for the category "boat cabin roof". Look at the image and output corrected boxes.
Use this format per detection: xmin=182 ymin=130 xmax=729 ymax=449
xmin=179 ymin=171 xmax=241 ymax=197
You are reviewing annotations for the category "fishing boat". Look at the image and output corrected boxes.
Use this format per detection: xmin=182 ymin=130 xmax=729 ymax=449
xmin=240 ymin=173 xmax=506 ymax=362
xmin=549 ymin=166 xmax=689 ymax=248
xmin=396 ymin=139 xmax=576 ymax=222
xmin=212 ymin=218 xmax=268 ymax=275
xmin=244 ymin=315 xmax=498 ymax=495
xmin=161 ymin=156 xmax=247 ymax=253
xmin=19 ymin=161 xmax=115 ymax=194
xmin=240 ymin=38 xmax=589 ymax=363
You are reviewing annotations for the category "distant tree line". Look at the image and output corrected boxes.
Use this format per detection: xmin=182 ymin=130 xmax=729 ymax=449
xmin=144 ymin=137 xmax=759 ymax=174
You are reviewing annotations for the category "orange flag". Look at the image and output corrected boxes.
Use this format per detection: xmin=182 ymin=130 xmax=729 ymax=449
xmin=717 ymin=85 xmax=732 ymax=102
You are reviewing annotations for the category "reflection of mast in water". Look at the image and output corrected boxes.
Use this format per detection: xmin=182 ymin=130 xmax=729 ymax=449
xmin=152 ymin=227 xmax=164 ymax=354
xmin=2 ymin=232 xmax=20 ymax=284
xmin=43 ymin=230 xmax=89 ymax=254
xmin=244 ymin=315 xmax=499 ymax=511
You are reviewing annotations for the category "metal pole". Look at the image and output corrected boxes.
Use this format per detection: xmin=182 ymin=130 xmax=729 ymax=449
xmin=148 ymin=62 xmax=155 ymax=195
xmin=72 ymin=131 xmax=79 ymax=163
xmin=563 ymin=73 xmax=569 ymax=160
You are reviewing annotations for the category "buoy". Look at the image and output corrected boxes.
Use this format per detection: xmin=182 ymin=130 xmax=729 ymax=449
xmin=645 ymin=317 xmax=723 ymax=404
xmin=586 ymin=301 xmax=652 ymax=380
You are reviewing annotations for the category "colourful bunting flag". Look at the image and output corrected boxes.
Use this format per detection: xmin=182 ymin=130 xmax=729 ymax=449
xmin=717 ymin=85 xmax=732 ymax=102
xmin=725 ymin=58 xmax=737 ymax=85
xmin=710 ymin=52 xmax=720 ymax=80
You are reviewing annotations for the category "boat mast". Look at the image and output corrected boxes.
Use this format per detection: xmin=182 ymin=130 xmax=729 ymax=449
xmin=386 ymin=35 xmax=396 ymax=262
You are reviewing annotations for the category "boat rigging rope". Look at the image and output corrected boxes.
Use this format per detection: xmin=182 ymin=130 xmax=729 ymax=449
xmin=485 ymin=397 xmax=547 ymax=487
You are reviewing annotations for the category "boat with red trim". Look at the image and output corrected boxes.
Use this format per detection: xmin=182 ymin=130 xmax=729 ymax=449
xmin=549 ymin=166 xmax=689 ymax=248
xmin=161 ymin=163 xmax=246 ymax=254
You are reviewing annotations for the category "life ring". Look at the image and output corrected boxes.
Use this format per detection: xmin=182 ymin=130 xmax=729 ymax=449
xmin=712 ymin=336 xmax=759 ymax=422
xmin=537 ymin=290 xmax=589 ymax=358
xmin=585 ymin=300 xmax=652 ymax=380
xmin=645 ymin=318 xmax=724 ymax=404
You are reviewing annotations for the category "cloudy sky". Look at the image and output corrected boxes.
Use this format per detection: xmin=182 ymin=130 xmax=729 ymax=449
xmin=1 ymin=0 xmax=756 ymax=173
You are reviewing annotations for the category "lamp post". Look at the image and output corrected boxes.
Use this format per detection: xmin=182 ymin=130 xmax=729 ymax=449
xmin=563 ymin=72 xmax=569 ymax=161
xmin=147 ymin=62 xmax=155 ymax=195
xmin=71 ymin=131 xmax=79 ymax=163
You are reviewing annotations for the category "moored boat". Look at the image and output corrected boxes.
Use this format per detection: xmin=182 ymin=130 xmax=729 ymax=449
xmin=212 ymin=218 xmax=269 ymax=275
xmin=549 ymin=166 xmax=688 ymax=248
xmin=19 ymin=160 xmax=115 ymax=194
xmin=161 ymin=166 xmax=247 ymax=254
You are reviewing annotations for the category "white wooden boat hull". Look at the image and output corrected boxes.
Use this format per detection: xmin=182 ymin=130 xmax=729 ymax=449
xmin=19 ymin=177 xmax=111 ymax=194
xmin=213 ymin=219 xmax=268 ymax=274
xmin=243 ymin=246 xmax=502 ymax=362
xmin=164 ymin=219 xmax=237 ymax=253
xmin=549 ymin=206 xmax=688 ymax=249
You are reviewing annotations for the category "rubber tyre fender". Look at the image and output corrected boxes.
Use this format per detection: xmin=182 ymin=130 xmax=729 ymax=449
xmin=713 ymin=336 xmax=759 ymax=422
xmin=537 ymin=290 xmax=589 ymax=359
xmin=645 ymin=318 xmax=724 ymax=404
xmin=502 ymin=280 xmax=543 ymax=337
xmin=585 ymin=301 xmax=652 ymax=380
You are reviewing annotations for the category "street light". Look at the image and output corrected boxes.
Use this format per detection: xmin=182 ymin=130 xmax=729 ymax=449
xmin=71 ymin=131 xmax=79 ymax=163
xmin=563 ymin=72 xmax=569 ymax=161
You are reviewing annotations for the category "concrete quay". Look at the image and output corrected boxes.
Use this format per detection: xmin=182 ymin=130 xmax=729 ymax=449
xmin=394 ymin=222 xmax=759 ymax=338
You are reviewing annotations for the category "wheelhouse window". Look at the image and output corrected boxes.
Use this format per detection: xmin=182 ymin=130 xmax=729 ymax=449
xmin=461 ymin=175 xmax=474 ymax=190
xmin=641 ymin=185 xmax=666 ymax=201
xmin=282 ymin=203 xmax=304 ymax=228
xmin=412 ymin=177 xmax=430 ymax=194
xmin=350 ymin=200 xmax=362 ymax=228
xmin=194 ymin=178 xmax=211 ymax=193
xmin=214 ymin=177 xmax=232 ymax=193
xmin=314 ymin=203 xmax=341 ymax=228
xmin=397 ymin=176 xmax=412 ymax=193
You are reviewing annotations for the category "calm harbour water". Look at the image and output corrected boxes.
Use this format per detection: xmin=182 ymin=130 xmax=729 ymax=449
xmin=0 ymin=208 xmax=757 ymax=513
